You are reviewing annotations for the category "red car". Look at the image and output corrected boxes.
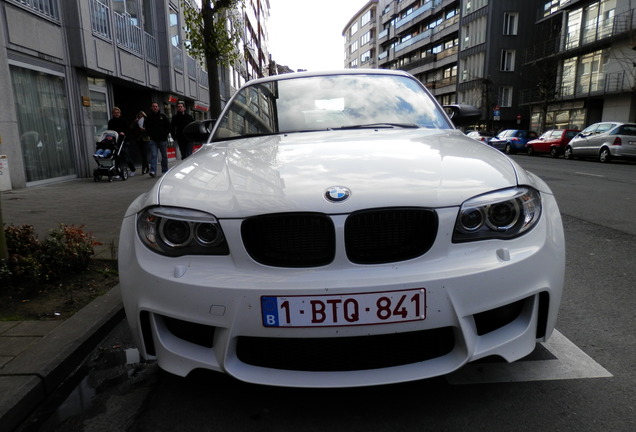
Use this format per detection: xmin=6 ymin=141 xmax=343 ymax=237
xmin=526 ymin=129 xmax=580 ymax=157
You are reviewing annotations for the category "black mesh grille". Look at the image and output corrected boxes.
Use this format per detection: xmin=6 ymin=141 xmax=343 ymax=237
xmin=345 ymin=208 xmax=438 ymax=264
xmin=242 ymin=213 xmax=335 ymax=267
xmin=236 ymin=327 xmax=455 ymax=372
xmin=241 ymin=209 xmax=438 ymax=267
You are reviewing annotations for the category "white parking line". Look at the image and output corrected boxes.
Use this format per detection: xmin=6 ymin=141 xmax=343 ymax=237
xmin=574 ymin=172 xmax=605 ymax=178
xmin=446 ymin=330 xmax=613 ymax=385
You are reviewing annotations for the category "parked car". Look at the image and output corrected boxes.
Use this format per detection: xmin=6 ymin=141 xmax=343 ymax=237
xmin=565 ymin=122 xmax=636 ymax=163
xmin=526 ymin=129 xmax=580 ymax=157
xmin=489 ymin=129 xmax=538 ymax=154
xmin=118 ymin=69 xmax=565 ymax=388
xmin=466 ymin=130 xmax=494 ymax=143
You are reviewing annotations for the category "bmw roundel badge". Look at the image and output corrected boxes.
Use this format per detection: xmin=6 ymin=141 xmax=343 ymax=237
xmin=325 ymin=186 xmax=351 ymax=203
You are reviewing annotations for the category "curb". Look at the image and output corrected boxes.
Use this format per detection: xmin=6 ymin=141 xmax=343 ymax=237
xmin=0 ymin=286 xmax=124 ymax=432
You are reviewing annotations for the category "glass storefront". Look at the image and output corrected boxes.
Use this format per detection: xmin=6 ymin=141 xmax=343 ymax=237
xmin=10 ymin=65 xmax=76 ymax=184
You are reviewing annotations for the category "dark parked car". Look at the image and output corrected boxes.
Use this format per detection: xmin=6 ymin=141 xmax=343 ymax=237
xmin=526 ymin=129 xmax=580 ymax=157
xmin=565 ymin=122 xmax=636 ymax=163
xmin=489 ymin=129 xmax=538 ymax=154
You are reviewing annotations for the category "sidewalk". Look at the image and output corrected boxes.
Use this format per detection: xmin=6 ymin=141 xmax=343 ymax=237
xmin=0 ymin=168 xmax=169 ymax=431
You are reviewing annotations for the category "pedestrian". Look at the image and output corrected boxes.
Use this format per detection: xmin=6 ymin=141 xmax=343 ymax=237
xmin=130 ymin=111 xmax=150 ymax=174
xmin=108 ymin=107 xmax=136 ymax=176
xmin=145 ymin=102 xmax=170 ymax=177
xmin=170 ymin=101 xmax=195 ymax=159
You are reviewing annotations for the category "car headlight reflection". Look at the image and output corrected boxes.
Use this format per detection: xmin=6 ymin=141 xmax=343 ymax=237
xmin=453 ymin=187 xmax=541 ymax=242
xmin=137 ymin=207 xmax=229 ymax=256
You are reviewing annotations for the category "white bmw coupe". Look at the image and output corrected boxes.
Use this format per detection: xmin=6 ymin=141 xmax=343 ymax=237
xmin=118 ymin=69 xmax=565 ymax=388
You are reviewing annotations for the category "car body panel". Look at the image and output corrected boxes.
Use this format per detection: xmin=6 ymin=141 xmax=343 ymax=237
xmin=119 ymin=70 xmax=564 ymax=388
xmin=155 ymin=129 xmax=518 ymax=217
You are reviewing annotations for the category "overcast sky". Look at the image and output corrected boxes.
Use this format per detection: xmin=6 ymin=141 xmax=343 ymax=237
xmin=267 ymin=0 xmax=368 ymax=71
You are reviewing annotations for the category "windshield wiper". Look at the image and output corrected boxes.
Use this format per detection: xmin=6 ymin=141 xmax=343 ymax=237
xmin=336 ymin=123 xmax=420 ymax=130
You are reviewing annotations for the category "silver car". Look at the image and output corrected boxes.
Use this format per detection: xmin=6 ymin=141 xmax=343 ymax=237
xmin=565 ymin=122 xmax=636 ymax=163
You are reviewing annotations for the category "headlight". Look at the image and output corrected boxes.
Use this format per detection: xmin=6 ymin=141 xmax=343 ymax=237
xmin=137 ymin=207 xmax=229 ymax=256
xmin=453 ymin=187 xmax=541 ymax=242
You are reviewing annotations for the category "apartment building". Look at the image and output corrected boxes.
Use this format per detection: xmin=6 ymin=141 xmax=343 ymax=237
xmin=522 ymin=0 xmax=636 ymax=132
xmin=344 ymin=1 xmax=380 ymax=70
xmin=0 ymin=0 xmax=269 ymax=189
xmin=344 ymin=0 xmax=462 ymax=106
xmin=345 ymin=0 xmax=636 ymax=133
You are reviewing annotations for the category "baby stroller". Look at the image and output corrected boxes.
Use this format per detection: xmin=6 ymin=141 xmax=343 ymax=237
xmin=93 ymin=130 xmax=128 ymax=182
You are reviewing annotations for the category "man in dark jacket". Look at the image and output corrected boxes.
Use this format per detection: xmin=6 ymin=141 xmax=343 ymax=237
xmin=145 ymin=102 xmax=170 ymax=177
xmin=170 ymin=101 xmax=195 ymax=159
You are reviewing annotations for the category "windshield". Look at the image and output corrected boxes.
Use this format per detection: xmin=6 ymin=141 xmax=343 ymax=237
xmin=211 ymin=74 xmax=452 ymax=141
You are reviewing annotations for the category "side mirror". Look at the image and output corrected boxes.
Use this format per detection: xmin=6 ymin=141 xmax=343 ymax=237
xmin=443 ymin=104 xmax=482 ymax=127
xmin=183 ymin=119 xmax=216 ymax=142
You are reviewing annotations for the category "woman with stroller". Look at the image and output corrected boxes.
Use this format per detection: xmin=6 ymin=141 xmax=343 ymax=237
xmin=107 ymin=107 xmax=136 ymax=176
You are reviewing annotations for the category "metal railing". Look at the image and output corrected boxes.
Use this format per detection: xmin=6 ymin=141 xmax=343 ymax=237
xmin=90 ymin=0 xmax=111 ymax=40
xmin=114 ymin=12 xmax=143 ymax=55
xmin=145 ymin=32 xmax=158 ymax=64
xmin=9 ymin=0 xmax=59 ymax=21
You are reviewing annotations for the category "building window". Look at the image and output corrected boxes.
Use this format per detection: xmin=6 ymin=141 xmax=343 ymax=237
xmin=499 ymin=86 xmax=513 ymax=107
xmin=10 ymin=64 xmax=75 ymax=183
xmin=169 ymin=7 xmax=183 ymax=70
xmin=350 ymin=58 xmax=358 ymax=68
xmin=361 ymin=10 xmax=372 ymax=26
xmin=500 ymin=50 xmax=515 ymax=71
xmin=443 ymin=65 xmax=457 ymax=79
xmin=565 ymin=9 xmax=582 ymax=50
xmin=169 ymin=7 xmax=180 ymax=48
xmin=361 ymin=50 xmax=371 ymax=63
xmin=350 ymin=21 xmax=359 ymax=36
xmin=463 ymin=0 xmax=488 ymax=15
xmin=461 ymin=16 xmax=486 ymax=49
xmin=460 ymin=52 xmax=485 ymax=83
xmin=560 ymin=57 xmax=577 ymax=96
xmin=360 ymin=31 xmax=371 ymax=46
xmin=503 ymin=12 xmax=518 ymax=35
xmin=350 ymin=40 xmax=359 ymax=53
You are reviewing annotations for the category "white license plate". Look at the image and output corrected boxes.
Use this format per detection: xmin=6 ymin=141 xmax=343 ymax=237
xmin=261 ymin=289 xmax=426 ymax=327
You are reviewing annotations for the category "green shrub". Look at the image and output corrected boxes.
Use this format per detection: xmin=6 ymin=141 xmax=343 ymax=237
xmin=0 ymin=224 xmax=99 ymax=297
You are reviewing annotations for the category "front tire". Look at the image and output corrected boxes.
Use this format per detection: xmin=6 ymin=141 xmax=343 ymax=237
xmin=550 ymin=147 xmax=559 ymax=158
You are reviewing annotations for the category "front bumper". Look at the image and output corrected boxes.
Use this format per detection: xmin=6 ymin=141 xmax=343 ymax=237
xmin=118 ymin=196 xmax=565 ymax=388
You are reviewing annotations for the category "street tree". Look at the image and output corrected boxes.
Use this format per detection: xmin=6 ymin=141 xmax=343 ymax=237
xmin=181 ymin=0 xmax=244 ymax=119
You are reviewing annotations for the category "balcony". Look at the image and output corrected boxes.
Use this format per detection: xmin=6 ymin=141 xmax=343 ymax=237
xmin=524 ymin=9 xmax=636 ymax=64
xmin=519 ymin=70 xmax=635 ymax=105
xmin=114 ymin=12 xmax=143 ymax=55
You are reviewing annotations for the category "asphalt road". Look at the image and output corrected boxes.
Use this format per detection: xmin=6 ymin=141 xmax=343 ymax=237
xmin=29 ymin=154 xmax=636 ymax=432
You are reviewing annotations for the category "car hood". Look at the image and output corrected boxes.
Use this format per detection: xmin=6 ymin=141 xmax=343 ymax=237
xmin=149 ymin=129 xmax=522 ymax=217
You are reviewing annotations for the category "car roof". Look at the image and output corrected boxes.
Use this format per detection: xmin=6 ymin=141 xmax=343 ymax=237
xmin=242 ymin=69 xmax=414 ymax=86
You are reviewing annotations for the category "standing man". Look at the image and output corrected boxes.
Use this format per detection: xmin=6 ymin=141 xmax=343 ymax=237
xmin=145 ymin=102 xmax=170 ymax=177
xmin=170 ymin=101 xmax=195 ymax=159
